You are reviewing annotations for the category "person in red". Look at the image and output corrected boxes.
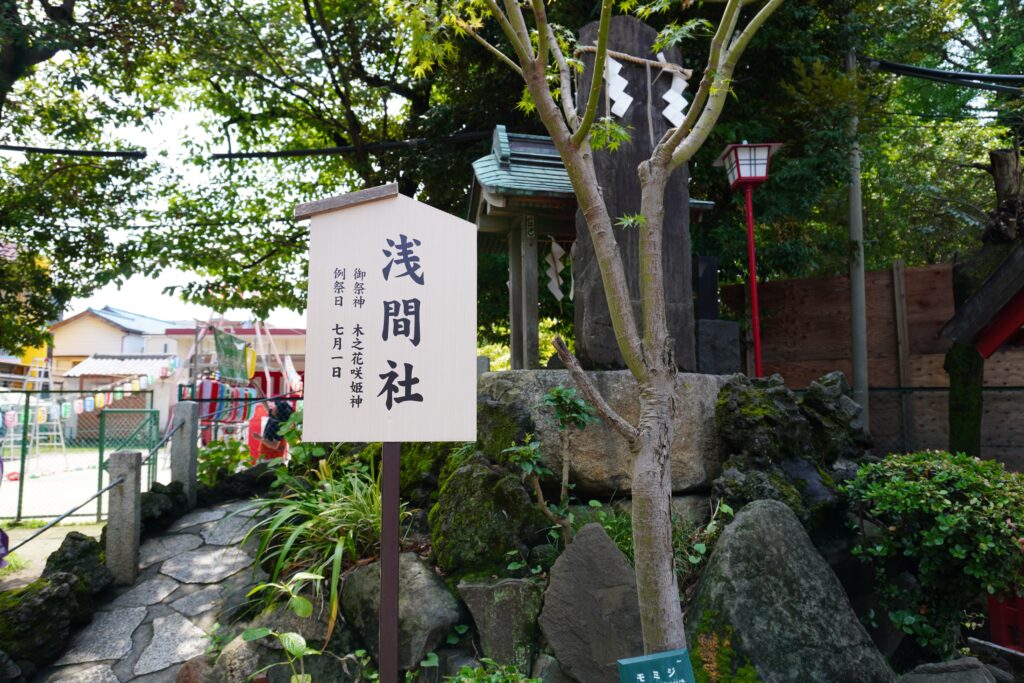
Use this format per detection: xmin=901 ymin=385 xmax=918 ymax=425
xmin=252 ymin=399 xmax=293 ymax=461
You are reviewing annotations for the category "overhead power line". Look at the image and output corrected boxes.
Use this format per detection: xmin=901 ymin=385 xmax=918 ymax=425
xmin=865 ymin=58 xmax=1024 ymax=95
xmin=0 ymin=144 xmax=147 ymax=159
xmin=210 ymin=130 xmax=491 ymax=160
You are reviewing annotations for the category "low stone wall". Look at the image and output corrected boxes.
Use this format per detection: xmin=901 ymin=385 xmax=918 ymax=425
xmin=478 ymin=370 xmax=727 ymax=495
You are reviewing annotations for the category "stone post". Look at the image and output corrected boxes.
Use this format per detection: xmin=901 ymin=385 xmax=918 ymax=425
xmin=476 ymin=356 xmax=491 ymax=379
xmin=170 ymin=400 xmax=200 ymax=509
xmin=106 ymin=450 xmax=141 ymax=585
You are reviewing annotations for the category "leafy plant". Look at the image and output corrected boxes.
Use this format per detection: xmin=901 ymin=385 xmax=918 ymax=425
xmin=242 ymin=572 xmax=325 ymax=682
xmin=444 ymin=658 xmax=541 ymax=682
xmin=197 ymin=439 xmax=250 ymax=487
xmin=843 ymin=451 xmax=1024 ymax=656
xmin=503 ymin=435 xmax=571 ymax=544
xmin=245 ymin=459 xmax=408 ymax=643
xmin=674 ymin=501 xmax=734 ymax=597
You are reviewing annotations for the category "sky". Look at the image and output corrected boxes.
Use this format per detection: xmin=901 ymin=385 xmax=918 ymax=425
xmin=62 ymin=104 xmax=310 ymax=329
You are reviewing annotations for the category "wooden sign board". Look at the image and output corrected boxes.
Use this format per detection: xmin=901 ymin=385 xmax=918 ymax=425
xmin=617 ymin=648 xmax=697 ymax=683
xmin=297 ymin=184 xmax=477 ymax=443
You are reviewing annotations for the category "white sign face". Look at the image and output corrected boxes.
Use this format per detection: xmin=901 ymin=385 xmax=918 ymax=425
xmin=301 ymin=192 xmax=477 ymax=443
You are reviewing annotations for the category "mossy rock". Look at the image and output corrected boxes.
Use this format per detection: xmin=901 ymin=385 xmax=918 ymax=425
xmin=398 ymin=441 xmax=457 ymax=506
xmin=798 ymin=372 xmax=871 ymax=465
xmin=689 ymin=612 xmax=762 ymax=683
xmin=429 ymin=457 xmax=547 ymax=577
xmin=716 ymin=374 xmax=810 ymax=465
xmin=477 ymin=397 xmax=533 ymax=462
xmin=140 ymin=480 xmax=189 ymax=537
xmin=42 ymin=531 xmax=112 ymax=598
xmin=0 ymin=573 xmax=84 ymax=672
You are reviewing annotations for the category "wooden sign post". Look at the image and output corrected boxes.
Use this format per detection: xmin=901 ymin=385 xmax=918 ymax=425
xmin=296 ymin=184 xmax=477 ymax=682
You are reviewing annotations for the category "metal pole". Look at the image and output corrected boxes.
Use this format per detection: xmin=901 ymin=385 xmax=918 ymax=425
xmin=15 ymin=393 xmax=30 ymax=522
xmin=380 ymin=441 xmax=400 ymax=683
xmin=97 ymin=411 xmax=106 ymax=522
xmin=848 ymin=49 xmax=870 ymax=422
xmin=743 ymin=185 xmax=764 ymax=377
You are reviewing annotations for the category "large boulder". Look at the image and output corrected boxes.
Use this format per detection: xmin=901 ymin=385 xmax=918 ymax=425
xmin=341 ymin=553 xmax=460 ymax=672
xmin=429 ymin=456 xmax=546 ymax=577
xmin=898 ymin=658 xmax=997 ymax=683
xmin=687 ymin=500 xmax=894 ymax=683
xmin=140 ymin=481 xmax=189 ymax=537
xmin=478 ymin=370 xmax=726 ymax=494
xmin=538 ymin=524 xmax=643 ymax=683
xmin=0 ymin=573 xmax=86 ymax=676
xmin=42 ymin=532 xmax=113 ymax=598
xmin=458 ymin=578 xmax=544 ymax=673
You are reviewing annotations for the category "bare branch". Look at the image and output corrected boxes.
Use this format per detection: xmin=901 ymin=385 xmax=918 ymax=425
xmin=545 ymin=23 xmax=578 ymax=130
xmin=668 ymin=0 xmax=785 ymax=169
xmin=570 ymin=0 xmax=612 ymax=147
xmin=502 ymin=0 xmax=536 ymax=62
xmin=531 ymin=0 xmax=549 ymax=73
xmin=479 ymin=0 xmax=531 ymax=66
xmin=457 ymin=20 xmax=523 ymax=76
xmin=652 ymin=0 xmax=742 ymax=163
xmin=553 ymin=336 xmax=639 ymax=446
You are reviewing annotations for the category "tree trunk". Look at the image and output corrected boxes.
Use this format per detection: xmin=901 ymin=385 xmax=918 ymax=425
xmin=630 ymin=375 xmax=686 ymax=652
xmin=990 ymin=149 xmax=1022 ymax=207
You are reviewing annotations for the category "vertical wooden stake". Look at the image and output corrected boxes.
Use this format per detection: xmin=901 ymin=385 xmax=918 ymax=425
xmin=380 ymin=442 xmax=401 ymax=683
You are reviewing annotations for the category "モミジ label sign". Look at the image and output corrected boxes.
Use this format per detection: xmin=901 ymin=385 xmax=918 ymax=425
xmin=297 ymin=184 xmax=477 ymax=443
xmin=617 ymin=648 xmax=697 ymax=683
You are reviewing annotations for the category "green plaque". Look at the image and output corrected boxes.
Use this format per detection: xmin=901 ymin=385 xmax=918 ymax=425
xmin=617 ymin=648 xmax=697 ymax=683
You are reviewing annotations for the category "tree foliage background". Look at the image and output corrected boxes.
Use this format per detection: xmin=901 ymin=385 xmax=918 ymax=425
xmin=0 ymin=0 xmax=1017 ymax=350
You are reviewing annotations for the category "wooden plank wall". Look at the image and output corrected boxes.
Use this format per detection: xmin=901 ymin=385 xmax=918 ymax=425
xmin=721 ymin=263 xmax=1024 ymax=468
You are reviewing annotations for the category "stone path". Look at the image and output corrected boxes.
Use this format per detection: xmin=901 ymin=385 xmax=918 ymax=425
xmin=36 ymin=500 xmax=266 ymax=683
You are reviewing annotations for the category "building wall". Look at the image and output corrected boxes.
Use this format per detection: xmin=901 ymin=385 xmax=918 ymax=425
xmin=143 ymin=335 xmax=178 ymax=356
xmin=52 ymin=316 xmax=133 ymax=359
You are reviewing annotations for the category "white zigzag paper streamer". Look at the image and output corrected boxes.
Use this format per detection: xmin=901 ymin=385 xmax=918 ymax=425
xmin=657 ymin=52 xmax=688 ymax=127
xmin=603 ymin=57 xmax=633 ymax=118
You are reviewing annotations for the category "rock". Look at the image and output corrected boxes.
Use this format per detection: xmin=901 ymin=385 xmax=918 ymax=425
xmin=538 ymin=524 xmax=643 ymax=683
xmin=800 ymin=371 xmax=872 ymax=463
xmin=56 ymin=606 xmax=147 ymax=665
xmin=171 ymin=586 xmax=223 ymax=617
xmin=458 ymin=578 xmax=544 ymax=673
xmin=532 ymin=653 xmax=574 ymax=683
xmin=140 ymin=534 xmax=204 ymax=568
xmin=696 ymin=319 xmax=741 ymax=374
xmin=0 ymin=573 xmax=86 ymax=670
xmin=175 ymin=655 xmax=210 ymax=683
xmin=478 ymin=370 xmax=726 ymax=494
xmin=196 ymin=463 xmax=274 ymax=507
xmin=716 ymin=373 xmax=811 ymax=465
xmin=134 ymin=613 xmax=208 ymax=675
xmin=45 ymin=664 xmax=119 ymax=683
xmin=141 ymin=481 xmax=190 ymax=537
xmin=200 ymin=514 xmax=252 ymax=546
xmin=112 ymin=576 xmax=180 ymax=607
xmin=160 ymin=547 xmax=252 ymax=583
xmin=687 ymin=500 xmax=894 ymax=683
xmin=341 ymin=553 xmax=460 ymax=671
xmin=168 ymin=509 xmax=227 ymax=532
xmin=217 ymin=581 xmax=264 ymax=625
xmin=429 ymin=457 xmax=546 ymax=576
xmin=204 ymin=636 xmax=260 ymax=683
xmin=0 ymin=650 xmax=22 ymax=683
xmin=898 ymin=658 xmax=996 ymax=683
xmin=42 ymin=532 xmax=113 ymax=598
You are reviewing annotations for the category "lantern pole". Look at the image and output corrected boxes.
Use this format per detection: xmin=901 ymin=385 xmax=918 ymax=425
xmin=742 ymin=184 xmax=763 ymax=377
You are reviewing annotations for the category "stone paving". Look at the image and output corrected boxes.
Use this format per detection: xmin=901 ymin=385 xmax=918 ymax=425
xmin=37 ymin=500 xmax=266 ymax=683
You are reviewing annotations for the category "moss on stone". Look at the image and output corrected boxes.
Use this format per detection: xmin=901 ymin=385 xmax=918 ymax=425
xmin=945 ymin=342 xmax=984 ymax=457
xmin=690 ymin=610 xmax=762 ymax=683
xmin=477 ymin=400 xmax=531 ymax=462
xmin=0 ymin=575 xmax=79 ymax=669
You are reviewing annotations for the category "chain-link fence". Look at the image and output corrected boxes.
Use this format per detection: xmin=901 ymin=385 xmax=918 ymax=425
xmin=869 ymin=387 xmax=1024 ymax=469
xmin=0 ymin=389 xmax=170 ymax=520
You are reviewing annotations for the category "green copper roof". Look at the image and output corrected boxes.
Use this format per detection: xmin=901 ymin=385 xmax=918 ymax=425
xmin=472 ymin=125 xmax=574 ymax=198
xmin=472 ymin=125 xmax=715 ymax=210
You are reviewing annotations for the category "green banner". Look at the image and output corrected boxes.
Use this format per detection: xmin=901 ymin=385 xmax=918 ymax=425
xmin=213 ymin=328 xmax=249 ymax=382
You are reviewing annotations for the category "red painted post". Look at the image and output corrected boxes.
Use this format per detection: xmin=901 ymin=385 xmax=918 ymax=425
xmin=743 ymin=184 xmax=763 ymax=377
xmin=380 ymin=442 xmax=401 ymax=683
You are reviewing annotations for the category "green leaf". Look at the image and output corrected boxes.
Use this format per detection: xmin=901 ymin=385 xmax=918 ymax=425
xmin=693 ymin=542 xmax=707 ymax=554
xmin=279 ymin=632 xmax=308 ymax=658
xmin=420 ymin=651 xmax=439 ymax=668
xmin=289 ymin=595 xmax=313 ymax=618
xmin=454 ymin=624 xmax=469 ymax=635
xmin=242 ymin=627 xmax=273 ymax=641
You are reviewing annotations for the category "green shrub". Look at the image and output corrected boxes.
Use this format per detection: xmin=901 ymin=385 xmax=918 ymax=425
xmin=843 ymin=450 xmax=1024 ymax=655
xmin=197 ymin=440 xmax=250 ymax=487
xmin=443 ymin=657 xmax=540 ymax=682
xmin=245 ymin=459 xmax=409 ymax=642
